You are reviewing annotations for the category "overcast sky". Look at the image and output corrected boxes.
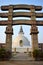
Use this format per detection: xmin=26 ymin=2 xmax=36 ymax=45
xmin=0 ymin=0 xmax=43 ymax=44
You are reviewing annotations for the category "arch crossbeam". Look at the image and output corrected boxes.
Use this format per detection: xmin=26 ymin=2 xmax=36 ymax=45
xmin=1 ymin=5 xmax=42 ymax=11
xmin=0 ymin=20 xmax=43 ymax=25
xmin=0 ymin=12 xmax=43 ymax=18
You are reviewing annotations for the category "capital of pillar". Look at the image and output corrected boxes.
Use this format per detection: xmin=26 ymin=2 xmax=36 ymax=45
xmin=30 ymin=25 xmax=39 ymax=35
xmin=5 ymin=26 xmax=13 ymax=35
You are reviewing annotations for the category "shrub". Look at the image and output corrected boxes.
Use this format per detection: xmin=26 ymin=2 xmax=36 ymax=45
xmin=5 ymin=50 xmax=11 ymax=59
xmin=0 ymin=48 xmax=11 ymax=60
xmin=0 ymin=48 xmax=6 ymax=59
xmin=33 ymin=49 xmax=39 ymax=58
xmin=33 ymin=49 xmax=43 ymax=60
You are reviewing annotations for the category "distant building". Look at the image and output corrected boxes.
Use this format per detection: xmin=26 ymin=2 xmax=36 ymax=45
xmin=12 ymin=26 xmax=30 ymax=52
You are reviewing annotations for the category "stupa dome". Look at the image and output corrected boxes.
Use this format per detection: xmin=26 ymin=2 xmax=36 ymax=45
xmin=12 ymin=26 xmax=30 ymax=48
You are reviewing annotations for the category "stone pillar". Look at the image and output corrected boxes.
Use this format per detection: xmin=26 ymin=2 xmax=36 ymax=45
xmin=30 ymin=6 xmax=39 ymax=51
xmin=30 ymin=6 xmax=36 ymax=20
xmin=5 ymin=26 xmax=13 ymax=51
xmin=30 ymin=25 xmax=39 ymax=51
xmin=5 ymin=5 xmax=13 ymax=52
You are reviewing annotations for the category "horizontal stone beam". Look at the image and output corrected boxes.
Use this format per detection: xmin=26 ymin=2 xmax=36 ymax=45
xmin=13 ymin=12 xmax=31 ymax=17
xmin=13 ymin=12 xmax=43 ymax=18
xmin=36 ymin=21 xmax=43 ymax=25
xmin=0 ymin=21 xmax=8 ymax=25
xmin=13 ymin=20 xmax=43 ymax=25
xmin=1 ymin=6 xmax=9 ymax=11
xmin=13 ymin=5 xmax=42 ymax=10
xmin=0 ymin=13 xmax=8 ymax=18
xmin=36 ymin=13 xmax=43 ymax=18
xmin=13 ymin=20 xmax=32 ymax=25
xmin=0 ymin=20 xmax=43 ymax=26
xmin=1 ymin=5 xmax=42 ymax=11
xmin=0 ymin=12 xmax=43 ymax=18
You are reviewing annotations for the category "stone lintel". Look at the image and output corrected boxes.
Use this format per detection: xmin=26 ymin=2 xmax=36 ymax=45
xmin=1 ymin=5 xmax=42 ymax=11
xmin=0 ymin=12 xmax=43 ymax=18
xmin=0 ymin=13 xmax=8 ymax=18
xmin=13 ymin=12 xmax=43 ymax=18
xmin=0 ymin=20 xmax=43 ymax=25
xmin=13 ymin=20 xmax=43 ymax=25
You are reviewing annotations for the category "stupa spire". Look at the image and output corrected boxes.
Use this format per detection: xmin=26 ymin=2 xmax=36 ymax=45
xmin=19 ymin=26 xmax=24 ymax=34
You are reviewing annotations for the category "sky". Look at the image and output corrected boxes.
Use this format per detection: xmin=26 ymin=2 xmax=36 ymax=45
xmin=0 ymin=0 xmax=43 ymax=44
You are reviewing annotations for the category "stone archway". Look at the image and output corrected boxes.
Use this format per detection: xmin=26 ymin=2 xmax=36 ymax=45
xmin=0 ymin=4 xmax=43 ymax=53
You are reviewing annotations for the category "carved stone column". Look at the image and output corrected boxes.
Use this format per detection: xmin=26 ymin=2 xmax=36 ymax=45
xmin=5 ymin=26 xmax=13 ymax=51
xmin=30 ymin=25 xmax=39 ymax=51
xmin=30 ymin=5 xmax=36 ymax=20
xmin=5 ymin=5 xmax=13 ymax=52
xmin=30 ymin=6 xmax=39 ymax=51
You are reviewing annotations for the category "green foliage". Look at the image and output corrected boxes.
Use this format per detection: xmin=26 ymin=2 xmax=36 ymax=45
xmin=0 ymin=48 xmax=11 ymax=60
xmin=33 ymin=49 xmax=43 ymax=60
xmin=33 ymin=49 xmax=39 ymax=58
xmin=0 ymin=48 xmax=6 ymax=59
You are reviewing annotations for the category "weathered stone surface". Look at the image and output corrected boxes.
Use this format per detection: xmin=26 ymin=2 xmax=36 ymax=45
xmin=0 ymin=13 xmax=8 ymax=18
xmin=5 ymin=26 xmax=13 ymax=51
xmin=30 ymin=25 xmax=39 ymax=51
xmin=0 ymin=4 xmax=43 ymax=52
xmin=1 ymin=4 xmax=42 ymax=10
xmin=0 ymin=20 xmax=43 ymax=25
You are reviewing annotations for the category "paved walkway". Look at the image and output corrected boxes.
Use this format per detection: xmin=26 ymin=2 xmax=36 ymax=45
xmin=0 ymin=53 xmax=43 ymax=65
xmin=0 ymin=60 xmax=43 ymax=65
xmin=11 ymin=52 xmax=34 ymax=60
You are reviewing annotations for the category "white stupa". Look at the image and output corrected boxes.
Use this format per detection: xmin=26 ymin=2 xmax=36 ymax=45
xmin=12 ymin=26 xmax=31 ymax=52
